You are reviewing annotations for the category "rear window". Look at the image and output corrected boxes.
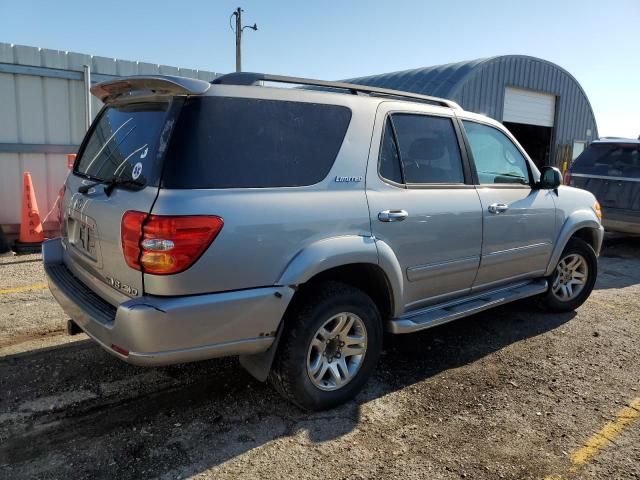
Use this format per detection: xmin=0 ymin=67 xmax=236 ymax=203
xmin=74 ymin=102 xmax=172 ymax=186
xmin=162 ymin=97 xmax=352 ymax=189
xmin=572 ymin=143 xmax=640 ymax=178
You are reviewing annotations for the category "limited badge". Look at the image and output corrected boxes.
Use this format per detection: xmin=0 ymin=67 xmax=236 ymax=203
xmin=132 ymin=162 xmax=143 ymax=180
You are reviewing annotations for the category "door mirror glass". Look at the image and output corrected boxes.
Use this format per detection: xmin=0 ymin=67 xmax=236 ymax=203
xmin=538 ymin=166 xmax=562 ymax=189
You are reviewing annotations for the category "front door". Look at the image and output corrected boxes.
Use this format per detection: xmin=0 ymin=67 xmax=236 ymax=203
xmin=462 ymin=120 xmax=557 ymax=289
xmin=366 ymin=103 xmax=483 ymax=312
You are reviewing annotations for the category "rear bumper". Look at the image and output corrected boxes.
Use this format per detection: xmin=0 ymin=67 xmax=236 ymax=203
xmin=43 ymin=238 xmax=294 ymax=366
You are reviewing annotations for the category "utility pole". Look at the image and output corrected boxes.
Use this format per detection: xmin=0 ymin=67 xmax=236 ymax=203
xmin=231 ymin=7 xmax=257 ymax=72
xmin=234 ymin=7 xmax=242 ymax=73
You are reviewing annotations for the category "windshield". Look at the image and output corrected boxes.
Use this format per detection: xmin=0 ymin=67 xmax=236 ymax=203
xmin=74 ymin=101 xmax=172 ymax=186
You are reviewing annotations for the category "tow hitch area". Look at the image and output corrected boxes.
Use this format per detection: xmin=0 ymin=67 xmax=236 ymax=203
xmin=67 ymin=319 xmax=83 ymax=336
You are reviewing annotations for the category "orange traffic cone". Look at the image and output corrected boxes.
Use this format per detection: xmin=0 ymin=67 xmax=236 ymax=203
xmin=14 ymin=171 xmax=44 ymax=254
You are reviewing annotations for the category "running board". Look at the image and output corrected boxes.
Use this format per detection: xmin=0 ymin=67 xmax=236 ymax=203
xmin=388 ymin=279 xmax=548 ymax=334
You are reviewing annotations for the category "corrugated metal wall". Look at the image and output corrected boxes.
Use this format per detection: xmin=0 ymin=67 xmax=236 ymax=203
xmin=452 ymin=56 xmax=598 ymax=167
xmin=0 ymin=42 xmax=219 ymax=238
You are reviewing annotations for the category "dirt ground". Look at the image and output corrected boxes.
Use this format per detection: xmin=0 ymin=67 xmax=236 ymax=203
xmin=0 ymin=237 xmax=639 ymax=479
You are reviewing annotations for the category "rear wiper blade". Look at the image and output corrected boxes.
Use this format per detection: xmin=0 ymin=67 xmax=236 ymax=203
xmin=104 ymin=178 xmax=145 ymax=196
xmin=78 ymin=177 xmax=145 ymax=196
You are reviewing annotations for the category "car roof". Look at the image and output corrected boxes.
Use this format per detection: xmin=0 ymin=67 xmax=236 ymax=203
xmin=92 ymin=73 xmax=465 ymax=111
xmin=210 ymin=72 xmax=463 ymax=110
xmin=592 ymin=137 xmax=640 ymax=145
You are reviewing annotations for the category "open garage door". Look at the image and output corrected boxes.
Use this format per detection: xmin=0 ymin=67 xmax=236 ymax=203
xmin=503 ymin=87 xmax=555 ymax=167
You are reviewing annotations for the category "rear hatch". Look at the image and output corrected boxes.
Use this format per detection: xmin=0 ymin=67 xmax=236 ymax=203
xmin=568 ymin=142 xmax=640 ymax=214
xmin=61 ymin=96 xmax=181 ymax=305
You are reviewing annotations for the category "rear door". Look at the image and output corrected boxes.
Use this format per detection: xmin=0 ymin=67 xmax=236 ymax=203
xmin=366 ymin=103 xmax=483 ymax=312
xmin=569 ymin=142 xmax=640 ymax=217
xmin=61 ymin=99 xmax=178 ymax=305
xmin=462 ymin=120 xmax=557 ymax=289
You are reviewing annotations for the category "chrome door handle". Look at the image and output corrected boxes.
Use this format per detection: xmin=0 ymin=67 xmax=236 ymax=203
xmin=378 ymin=210 xmax=409 ymax=222
xmin=488 ymin=203 xmax=509 ymax=214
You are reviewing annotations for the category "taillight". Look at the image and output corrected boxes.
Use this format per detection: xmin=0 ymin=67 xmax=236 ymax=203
xmin=121 ymin=211 xmax=147 ymax=270
xmin=121 ymin=212 xmax=223 ymax=275
xmin=563 ymin=171 xmax=572 ymax=185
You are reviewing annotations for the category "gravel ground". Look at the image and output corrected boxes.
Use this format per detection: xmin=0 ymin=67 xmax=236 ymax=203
xmin=0 ymin=237 xmax=638 ymax=479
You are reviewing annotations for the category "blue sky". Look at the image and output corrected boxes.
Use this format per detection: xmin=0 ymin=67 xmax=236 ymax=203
xmin=1 ymin=0 xmax=638 ymax=137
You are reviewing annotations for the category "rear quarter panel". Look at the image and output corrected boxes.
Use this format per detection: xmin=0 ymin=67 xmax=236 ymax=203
xmin=145 ymin=91 xmax=378 ymax=296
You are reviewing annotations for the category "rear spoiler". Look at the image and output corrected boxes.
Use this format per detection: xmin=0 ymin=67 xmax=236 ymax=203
xmin=91 ymin=75 xmax=211 ymax=103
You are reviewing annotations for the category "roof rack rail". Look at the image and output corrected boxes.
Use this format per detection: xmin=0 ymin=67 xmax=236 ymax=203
xmin=212 ymin=72 xmax=461 ymax=109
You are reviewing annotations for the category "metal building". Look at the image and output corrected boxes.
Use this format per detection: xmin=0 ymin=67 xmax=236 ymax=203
xmin=349 ymin=55 xmax=598 ymax=169
xmin=0 ymin=42 xmax=219 ymax=239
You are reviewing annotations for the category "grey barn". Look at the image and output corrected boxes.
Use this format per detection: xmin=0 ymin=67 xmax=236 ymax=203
xmin=349 ymin=55 xmax=598 ymax=169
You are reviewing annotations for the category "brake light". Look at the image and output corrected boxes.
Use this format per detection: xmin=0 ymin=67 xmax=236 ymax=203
xmin=563 ymin=171 xmax=572 ymax=185
xmin=121 ymin=212 xmax=223 ymax=275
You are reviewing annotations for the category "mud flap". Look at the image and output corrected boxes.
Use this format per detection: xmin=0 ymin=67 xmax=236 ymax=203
xmin=239 ymin=323 xmax=284 ymax=382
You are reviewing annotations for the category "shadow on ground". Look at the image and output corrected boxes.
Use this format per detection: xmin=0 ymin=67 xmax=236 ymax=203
xmin=595 ymin=234 xmax=640 ymax=290
xmin=0 ymin=301 xmax=574 ymax=479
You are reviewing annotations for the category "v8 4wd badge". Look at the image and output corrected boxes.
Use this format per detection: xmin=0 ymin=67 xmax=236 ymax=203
xmin=105 ymin=276 xmax=139 ymax=296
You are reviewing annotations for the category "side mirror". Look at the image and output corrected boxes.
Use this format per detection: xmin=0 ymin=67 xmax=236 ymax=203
xmin=538 ymin=166 xmax=562 ymax=190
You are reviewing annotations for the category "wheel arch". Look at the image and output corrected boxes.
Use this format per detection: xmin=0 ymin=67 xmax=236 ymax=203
xmin=291 ymin=263 xmax=395 ymax=324
xmin=545 ymin=210 xmax=604 ymax=276
xmin=277 ymin=235 xmax=404 ymax=318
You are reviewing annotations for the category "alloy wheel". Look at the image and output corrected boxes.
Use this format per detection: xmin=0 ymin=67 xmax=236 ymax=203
xmin=306 ymin=312 xmax=368 ymax=391
xmin=552 ymin=253 xmax=588 ymax=302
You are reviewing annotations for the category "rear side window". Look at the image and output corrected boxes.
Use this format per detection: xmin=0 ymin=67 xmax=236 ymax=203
xmin=75 ymin=102 xmax=171 ymax=186
xmin=463 ymin=121 xmax=530 ymax=185
xmin=572 ymin=143 xmax=640 ymax=178
xmin=163 ymin=97 xmax=352 ymax=188
xmin=379 ymin=114 xmax=465 ymax=184
xmin=379 ymin=119 xmax=403 ymax=183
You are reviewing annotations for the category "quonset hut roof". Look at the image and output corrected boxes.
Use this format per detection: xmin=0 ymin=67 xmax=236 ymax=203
xmin=346 ymin=57 xmax=489 ymax=99
xmin=347 ymin=55 xmax=599 ymax=164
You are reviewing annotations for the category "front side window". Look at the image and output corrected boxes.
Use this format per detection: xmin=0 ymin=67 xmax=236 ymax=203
xmin=463 ymin=121 xmax=530 ymax=185
xmin=379 ymin=114 xmax=465 ymax=185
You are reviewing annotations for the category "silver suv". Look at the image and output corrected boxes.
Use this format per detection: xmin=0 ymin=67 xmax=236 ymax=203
xmin=44 ymin=73 xmax=604 ymax=411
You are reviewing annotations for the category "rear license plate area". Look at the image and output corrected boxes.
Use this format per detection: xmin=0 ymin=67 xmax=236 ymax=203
xmin=68 ymin=214 xmax=97 ymax=258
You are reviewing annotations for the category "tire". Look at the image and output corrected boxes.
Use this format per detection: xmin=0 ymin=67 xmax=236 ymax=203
xmin=538 ymin=238 xmax=598 ymax=312
xmin=268 ymin=281 xmax=382 ymax=411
